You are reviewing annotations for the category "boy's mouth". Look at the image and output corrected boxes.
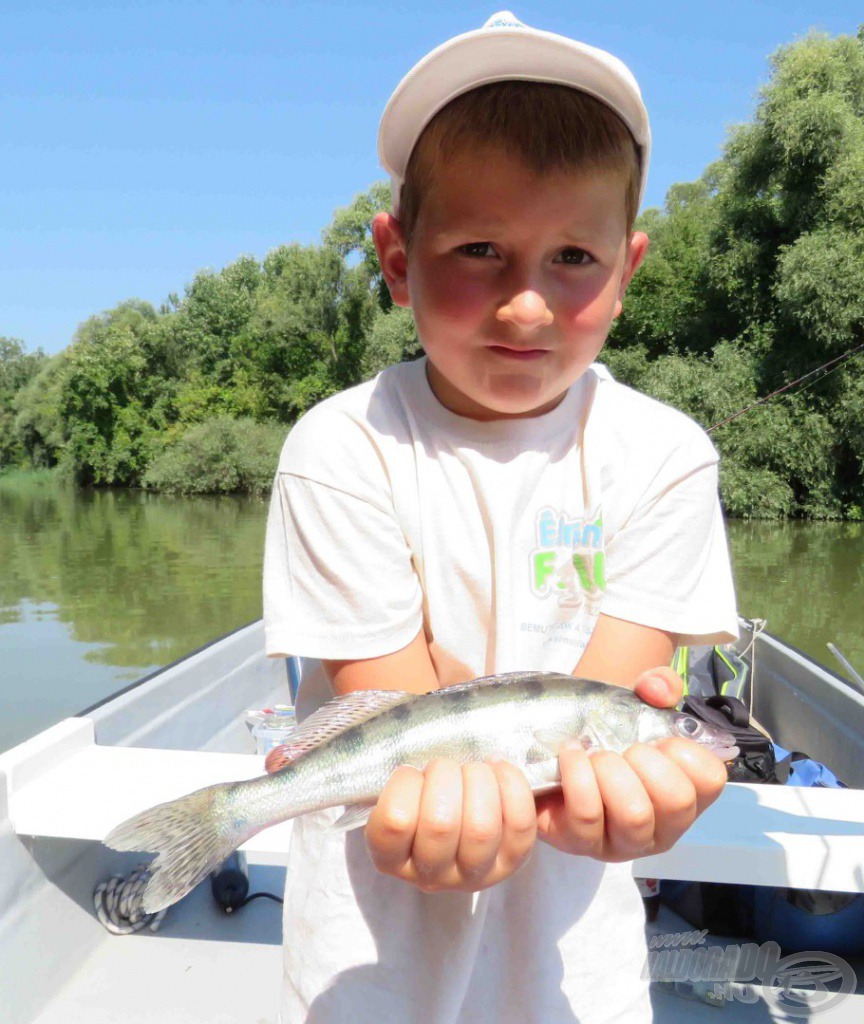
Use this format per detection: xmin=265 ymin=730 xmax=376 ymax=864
xmin=487 ymin=345 xmax=549 ymax=361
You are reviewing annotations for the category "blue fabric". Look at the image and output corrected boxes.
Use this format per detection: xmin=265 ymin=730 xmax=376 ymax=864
xmin=773 ymin=743 xmax=847 ymax=788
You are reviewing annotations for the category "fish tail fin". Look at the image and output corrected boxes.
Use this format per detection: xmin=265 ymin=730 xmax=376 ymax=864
xmin=105 ymin=782 xmax=253 ymax=914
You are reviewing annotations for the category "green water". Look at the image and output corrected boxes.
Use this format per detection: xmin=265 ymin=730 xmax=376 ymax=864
xmin=1 ymin=476 xmax=862 ymax=753
xmin=0 ymin=478 xmax=269 ymax=752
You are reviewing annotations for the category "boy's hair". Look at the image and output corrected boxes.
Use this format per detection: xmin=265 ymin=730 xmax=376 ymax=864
xmin=398 ymin=81 xmax=642 ymax=249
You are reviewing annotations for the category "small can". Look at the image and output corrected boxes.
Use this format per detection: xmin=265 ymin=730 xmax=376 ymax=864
xmin=636 ymin=877 xmax=661 ymax=921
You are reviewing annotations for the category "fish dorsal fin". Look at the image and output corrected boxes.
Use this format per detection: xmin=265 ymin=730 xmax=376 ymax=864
xmin=433 ymin=671 xmax=574 ymax=698
xmin=265 ymin=689 xmax=414 ymax=772
xmin=432 ymin=673 xmax=534 ymax=698
xmin=432 ymin=679 xmax=483 ymax=697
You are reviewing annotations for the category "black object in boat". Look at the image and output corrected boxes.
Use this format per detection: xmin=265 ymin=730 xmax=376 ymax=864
xmin=211 ymin=852 xmax=250 ymax=913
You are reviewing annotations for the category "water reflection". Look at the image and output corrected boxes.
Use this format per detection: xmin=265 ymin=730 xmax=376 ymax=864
xmin=1 ymin=477 xmax=863 ymax=752
xmin=727 ymin=520 xmax=864 ymax=679
xmin=0 ymin=482 xmax=267 ymax=666
xmin=0 ymin=480 xmax=268 ymax=749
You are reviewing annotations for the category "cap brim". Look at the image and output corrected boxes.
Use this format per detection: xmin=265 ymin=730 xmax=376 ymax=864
xmin=379 ymin=23 xmax=651 ymax=212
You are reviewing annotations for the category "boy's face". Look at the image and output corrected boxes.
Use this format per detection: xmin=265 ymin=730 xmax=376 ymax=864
xmin=373 ymin=145 xmax=649 ymax=421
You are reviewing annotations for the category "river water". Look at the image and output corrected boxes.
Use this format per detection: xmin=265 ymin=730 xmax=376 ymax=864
xmin=1 ymin=477 xmax=862 ymax=752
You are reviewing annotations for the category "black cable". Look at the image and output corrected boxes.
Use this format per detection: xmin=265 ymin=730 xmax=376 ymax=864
xmin=240 ymin=891 xmax=284 ymax=907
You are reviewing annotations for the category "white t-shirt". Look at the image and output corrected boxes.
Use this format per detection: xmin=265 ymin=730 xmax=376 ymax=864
xmin=263 ymin=357 xmax=738 ymax=1024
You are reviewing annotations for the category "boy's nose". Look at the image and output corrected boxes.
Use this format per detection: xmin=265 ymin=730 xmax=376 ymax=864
xmin=495 ymin=290 xmax=554 ymax=329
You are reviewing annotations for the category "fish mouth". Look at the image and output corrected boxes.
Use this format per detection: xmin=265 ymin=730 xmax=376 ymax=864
xmin=693 ymin=726 xmax=739 ymax=763
xmin=712 ymin=745 xmax=740 ymax=762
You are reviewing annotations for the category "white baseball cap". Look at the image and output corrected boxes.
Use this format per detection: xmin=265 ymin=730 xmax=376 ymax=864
xmin=378 ymin=11 xmax=651 ymax=214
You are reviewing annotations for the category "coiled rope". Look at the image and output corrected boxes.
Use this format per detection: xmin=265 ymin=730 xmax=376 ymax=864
xmin=93 ymin=866 xmax=167 ymax=935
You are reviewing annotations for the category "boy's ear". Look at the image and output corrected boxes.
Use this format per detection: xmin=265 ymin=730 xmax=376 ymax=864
xmin=613 ymin=231 xmax=650 ymax=319
xmin=372 ymin=212 xmax=411 ymax=308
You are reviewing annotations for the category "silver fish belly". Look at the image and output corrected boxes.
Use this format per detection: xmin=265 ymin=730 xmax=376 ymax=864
xmin=105 ymin=672 xmax=736 ymax=913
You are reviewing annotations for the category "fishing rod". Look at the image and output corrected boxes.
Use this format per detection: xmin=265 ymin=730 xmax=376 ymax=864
xmin=707 ymin=339 xmax=864 ymax=434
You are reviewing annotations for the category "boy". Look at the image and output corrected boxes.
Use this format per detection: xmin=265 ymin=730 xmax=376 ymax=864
xmin=264 ymin=12 xmax=737 ymax=1023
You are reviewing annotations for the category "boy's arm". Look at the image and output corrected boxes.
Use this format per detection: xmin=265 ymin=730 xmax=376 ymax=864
xmin=323 ymin=631 xmax=479 ymax=696
xmin=571 ymin=613 xmax=676 ymax=691
xmin=533 ymin=611 xmax=727 ymax=861
xmin=323 ymin=629 xmax=439 ymax=696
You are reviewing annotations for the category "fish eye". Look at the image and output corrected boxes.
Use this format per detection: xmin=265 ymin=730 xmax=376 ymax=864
xmin=678 ymin=717 xmax=702 ymax=737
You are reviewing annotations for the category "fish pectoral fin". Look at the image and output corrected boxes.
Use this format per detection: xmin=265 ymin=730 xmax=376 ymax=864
xmin=532 ymin=729 xmax=577 ymax=756
xmin=329 ymin=803 xmax=376 ymax=833
xmin=522 ymin=759 xmax=561 ymax=793
xmin=578 ymin=721 xmax=620 ymax=750
xmin=533 ymin=724 xmax=610 ymax=757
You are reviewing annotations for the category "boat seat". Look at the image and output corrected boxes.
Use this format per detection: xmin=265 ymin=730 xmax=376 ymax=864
xmin=2 ymin=715 xmax=864 ymax=892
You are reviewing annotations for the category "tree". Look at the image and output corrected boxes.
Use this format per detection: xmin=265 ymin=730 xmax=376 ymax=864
xmin=58 ymin=301 xmax=175 ymax=485
xmin=611 ymin=28 xmax=864 ymax=517
xmin=323 ymin=182 xmax=392 ymax=311
xmin=13 ymin=352 xmax=70 ymax=469
xmin=0 ymin=338 xmax=46 ymax=466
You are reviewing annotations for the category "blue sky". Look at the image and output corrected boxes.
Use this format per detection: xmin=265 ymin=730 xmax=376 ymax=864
xmin=3 ymin=1 xmax=861 ymax=355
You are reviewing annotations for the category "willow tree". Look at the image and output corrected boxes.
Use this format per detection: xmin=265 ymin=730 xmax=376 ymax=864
xmin=612 ymin=27 xmax=864 ymax=518
xmin=0 ymin=338 xmax=46 ymax=467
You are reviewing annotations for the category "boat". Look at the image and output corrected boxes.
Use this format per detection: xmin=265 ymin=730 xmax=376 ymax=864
xmin=1 ymin=617 xmax=863 ymax=1023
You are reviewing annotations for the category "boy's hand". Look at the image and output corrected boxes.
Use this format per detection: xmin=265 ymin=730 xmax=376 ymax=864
xmin=535 ymin=666 xmax=728 ymax=862
xmin=364 ymin=758 xmax=537 ymax=893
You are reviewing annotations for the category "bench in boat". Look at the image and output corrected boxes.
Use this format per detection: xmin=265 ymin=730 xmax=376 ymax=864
xmin=4 ymin=713 xmax=864 ymax=894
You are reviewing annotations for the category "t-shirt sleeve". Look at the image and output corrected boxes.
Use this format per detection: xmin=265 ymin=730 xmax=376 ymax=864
xmin=263 ymin=472 xmax=424 ymax=660
xmin=600 ymin=431 xmax=738 ymax=647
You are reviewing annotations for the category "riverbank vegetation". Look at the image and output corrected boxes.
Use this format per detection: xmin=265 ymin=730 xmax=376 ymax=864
xmin=2 ymin=29 xmax=863 ymax=516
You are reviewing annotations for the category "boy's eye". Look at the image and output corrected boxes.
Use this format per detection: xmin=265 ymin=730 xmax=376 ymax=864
xmin=458 ymin=242 xmax=497 ymax=258
xmin=555 ymin=248 xmax=593 ymax=266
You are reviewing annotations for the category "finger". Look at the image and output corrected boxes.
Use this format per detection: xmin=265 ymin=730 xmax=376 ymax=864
xmin=555 ymin=743 xmax=605 ymax=857
xmin=653 ymin=737 xmax=728 ymax=815
xmin=624 ymin=743 xmax=697 ymax=853
xmin=365 ymin=765 xmax=424 ymax=875
xmin=455 ymin=762 xmax=503 ymax=881
xmin=411 ymin=759 xmax=464 ymax=883
xmin=591 ymin=750 xmax=655 ymax=861
xmin=489 ymin=760 xmax=537 ymax=869
xmin=633 ymin=666 xmax=683 ymax=708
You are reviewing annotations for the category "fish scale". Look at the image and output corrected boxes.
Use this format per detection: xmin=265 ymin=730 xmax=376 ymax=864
xmin=105 ymin=672 xmax=738 ymax=913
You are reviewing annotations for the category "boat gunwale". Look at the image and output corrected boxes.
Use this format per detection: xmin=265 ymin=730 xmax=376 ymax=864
xmin=741 ymin=616 xmax=864 ymax=695
xmin=74 ymin=618 xmax=262 ymax=719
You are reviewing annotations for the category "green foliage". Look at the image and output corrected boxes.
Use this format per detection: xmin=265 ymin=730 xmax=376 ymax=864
xmin=13 ymin=351 xmax=71 ymax=469
xmin=143 ymin=417 xmax=286 ymax=495
xmin=323 ymin=182 xmax=392 ymax=311
xmin=361 ymin=306 xmax=421 ymax=379
xmin=58 ymin=301 xmax=175 ymax=486
xmin=3 ymin=27 xmax=864 ymax=511
xmin=612 ymin=172 xmax=720 ymax=356
xmin=613 ymin=27 xmax=864 ymax=517
xmin=774 ymin=228 xmax=864 ymax=355
xmin=0 ymin=338 xmax=47 ymax=467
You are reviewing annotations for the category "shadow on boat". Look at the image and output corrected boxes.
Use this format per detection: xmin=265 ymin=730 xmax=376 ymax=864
xmin=22 ymin=835 xmax=286 ymax=946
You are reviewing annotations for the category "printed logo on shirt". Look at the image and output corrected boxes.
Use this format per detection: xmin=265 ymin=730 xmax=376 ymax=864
xmin=529 ymin=506 xmax=605 ymax=611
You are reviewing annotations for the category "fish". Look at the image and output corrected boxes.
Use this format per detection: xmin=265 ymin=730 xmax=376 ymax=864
xmin=104 ymin=672 xmax=738 ymax=913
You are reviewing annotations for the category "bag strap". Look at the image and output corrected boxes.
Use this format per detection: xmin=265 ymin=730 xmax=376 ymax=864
xmin=682 ymin=694 xmax=751 ymax=730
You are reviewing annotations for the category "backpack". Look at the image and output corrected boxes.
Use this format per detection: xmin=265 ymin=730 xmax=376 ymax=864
xmin=659 ymin=644 xmax=864 ymax=954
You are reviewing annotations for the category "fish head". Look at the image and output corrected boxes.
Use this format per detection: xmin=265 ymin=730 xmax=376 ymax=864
xmin=636 ymin=705 xmax=739 ymax=762
xmin=668 ymin=711 xmax=739 ymax=762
